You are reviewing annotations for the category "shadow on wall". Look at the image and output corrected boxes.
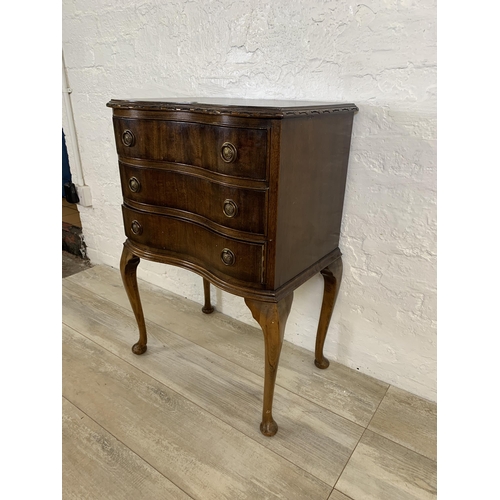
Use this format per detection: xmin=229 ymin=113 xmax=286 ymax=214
xmin=63 ymin=130 xmax=72 ymax=197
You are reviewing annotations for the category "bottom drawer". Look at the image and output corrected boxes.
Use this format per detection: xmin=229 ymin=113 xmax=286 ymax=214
xmin=122 ymin=205 xmax=265 ymax=284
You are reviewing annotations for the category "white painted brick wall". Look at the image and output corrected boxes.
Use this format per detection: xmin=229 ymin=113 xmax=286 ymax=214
xmin=62 ymin=0 xmax=436 ymax=401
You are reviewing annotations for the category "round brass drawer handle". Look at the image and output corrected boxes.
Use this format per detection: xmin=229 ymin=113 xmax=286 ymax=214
xmin=128 ymin=177 xmax=141 ymax=193
xmin=131 ymin=220 xmax=143 ymax=235
xmin=122 ymin=130 xmax=135 ymax=147
xmin=222 ymin=199 xmax=238 ymax=218
xmin=221 ymin=248 xmax=235 ymax=266
xmin=221 ymin=142 xmax=237 ymax=163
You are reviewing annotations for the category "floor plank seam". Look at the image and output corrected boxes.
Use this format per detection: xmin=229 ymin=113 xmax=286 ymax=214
xmin=328 ymin=383 xmax=437 ymax=496
xmin=330 ymin=383 xmax=390 ymax=494
xmin=63 ymin=275 xmax=381 ymax=426
xmin=363 ymin=430 xmax=437 ymax=464
xmin=363 ymin=383 xmax=437 ymax=463
xmin=62 ymin=394 xmax=197 ymax=500
xmin=62 ymin=321 xmax=334 ymax=490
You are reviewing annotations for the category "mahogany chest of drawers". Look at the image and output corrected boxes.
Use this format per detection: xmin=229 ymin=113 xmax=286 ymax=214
xmin=107 ymin=98 xmax=357 ymax=436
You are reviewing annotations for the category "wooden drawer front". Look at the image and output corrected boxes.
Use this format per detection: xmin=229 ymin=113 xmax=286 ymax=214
xmin=122 ymin=206 xmax=264 ymax=284
xmin=113 ymin=117 xmax=268 ymax=180
xmin=120 ymin=163 xmax=267 ymax=235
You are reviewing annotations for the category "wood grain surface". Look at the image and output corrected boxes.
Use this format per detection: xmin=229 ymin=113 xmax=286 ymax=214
xmin=63 ymin=265 xmax=436 ymax=500
xmin=335 ymin=430 xmax=437 ymax=500
xmin=62 ymin=397 xmax=192 ymax=500
xmin=62 ymin=324 xmax=331 ymax=500
xmin=368 ymin=385 xmax=437 ymax=461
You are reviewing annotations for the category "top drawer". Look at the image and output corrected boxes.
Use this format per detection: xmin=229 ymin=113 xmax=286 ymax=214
xmin=112 ymin=117 xmax=269 ymax=181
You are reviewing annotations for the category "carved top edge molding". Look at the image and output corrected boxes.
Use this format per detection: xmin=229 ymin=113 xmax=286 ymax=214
xmin=106 ymin=99 xmax=359 ymax=118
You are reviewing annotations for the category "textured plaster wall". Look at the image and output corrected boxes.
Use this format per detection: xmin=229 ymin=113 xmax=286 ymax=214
xmin=62 ymin=0 xmax=437 ymax=401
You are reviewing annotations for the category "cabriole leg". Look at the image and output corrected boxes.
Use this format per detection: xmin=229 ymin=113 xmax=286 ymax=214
xmin=120 ymin=244 xmax=147 ymax=355
xmin=314 ymin=256 xmax=343 ymax=369
xmin=245 ymin=293 xmax=293 ymax=437
xmin=202 ymin=278 xmax=214 ymax=314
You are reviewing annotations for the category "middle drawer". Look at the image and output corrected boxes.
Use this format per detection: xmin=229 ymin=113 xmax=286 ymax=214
xmin=119 ymin=162 xmax=267 ymax=235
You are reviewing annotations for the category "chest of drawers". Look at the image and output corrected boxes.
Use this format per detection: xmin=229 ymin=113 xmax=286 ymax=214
xmin=107 ymin=98 xmax=357 ymax=436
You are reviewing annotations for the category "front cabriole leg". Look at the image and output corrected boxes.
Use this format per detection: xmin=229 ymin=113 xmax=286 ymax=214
xmin=314 ymin=256 xmax=343 ymax=369
xmin=120 ymin=243 xmax=147 ymax=355
xmin=245 ymin=293 xmax=293 ymax=436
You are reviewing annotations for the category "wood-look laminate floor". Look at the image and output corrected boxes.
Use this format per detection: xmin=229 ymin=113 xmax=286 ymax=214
xmin=62 ymin=264 xmax=437 ymax=500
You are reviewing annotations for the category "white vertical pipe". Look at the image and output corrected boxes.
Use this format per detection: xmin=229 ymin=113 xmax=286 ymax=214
xmin=62 ymin=51 xmax=84 ymax=187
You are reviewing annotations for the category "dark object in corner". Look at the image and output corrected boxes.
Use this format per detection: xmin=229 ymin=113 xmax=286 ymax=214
xmin=64 ymin=182 xmax=80 ymax=204
xmin=63 ymin=222 xmax=87 ymax=259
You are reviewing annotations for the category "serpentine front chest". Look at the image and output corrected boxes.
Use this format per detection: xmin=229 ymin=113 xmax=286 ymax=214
xmin=107 ymin=97 xmax=357 ymax=436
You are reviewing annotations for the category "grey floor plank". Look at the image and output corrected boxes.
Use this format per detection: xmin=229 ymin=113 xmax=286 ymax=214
xmin=368 ymin=385 xmax=437 ymax=461
xmin=335 ymin=430 xmax=437 ymax=500
xmin=62 ymin=324 xmax=331 ymax=500
xmin=66 ymin=265 xmax=388 ymax=426
xmin=63 ymin=264 xmax=438 ymax=500
xmin=63 ymin=397 xmax=192 ymax=500
xmin=62 ymin=279 xmax=363 ymax=486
